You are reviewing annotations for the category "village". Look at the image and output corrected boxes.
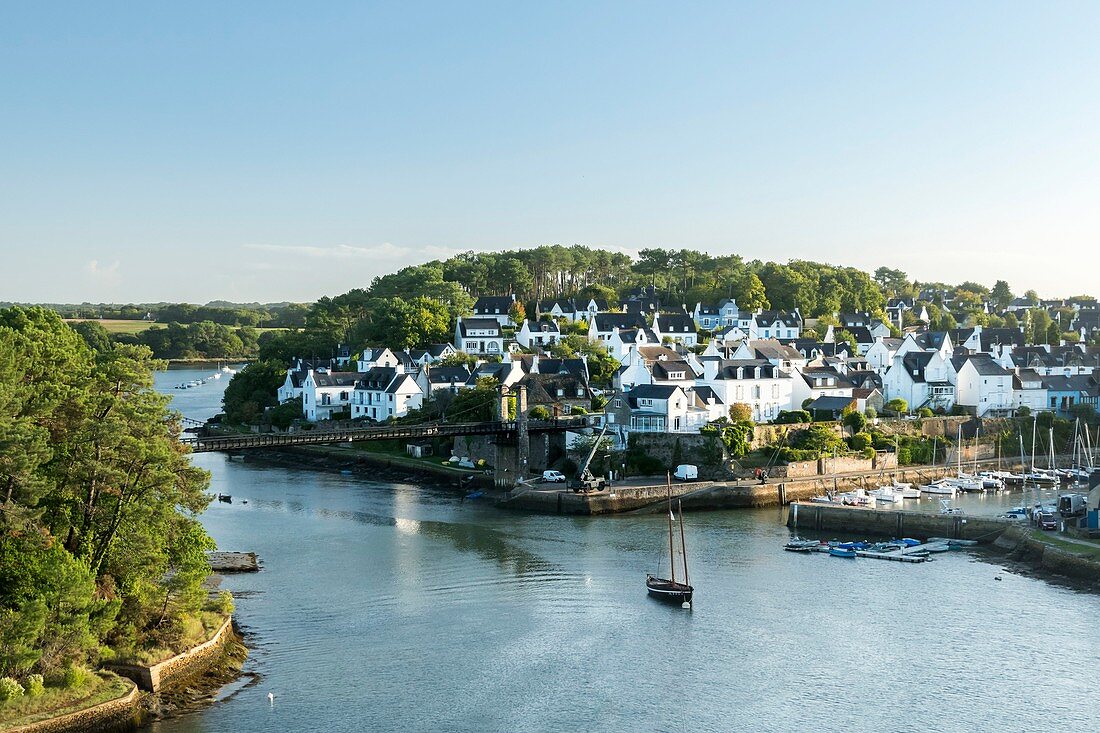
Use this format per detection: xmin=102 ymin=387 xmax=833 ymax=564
xmin=272 ymin=286 xmax=1100 ymax=457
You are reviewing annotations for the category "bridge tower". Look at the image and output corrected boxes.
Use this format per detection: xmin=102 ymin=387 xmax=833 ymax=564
xmin=495 ymin=384 xmax=530 ymax=486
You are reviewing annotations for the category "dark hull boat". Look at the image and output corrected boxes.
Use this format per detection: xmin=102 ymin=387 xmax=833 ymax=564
xmin=647 ymin=475 xmax=693 ymax=607
xmin=646 ymin=574 xmax=693 ymax=604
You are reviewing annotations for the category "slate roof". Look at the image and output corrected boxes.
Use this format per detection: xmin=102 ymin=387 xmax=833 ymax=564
xmin=626 ymin=383 xmax=684 ymax=401
xmin=693 ymin=386 xmax=723 ymax=404
xmin=900 ymin=352 xmax=935 ymax=383
xmin=712 ymin=359 xmax=788 ymax=380
xmin=457 ymin=318 xmax=502 ymax=336
xmin=806 ymin=395 xmax=856 ymax=413
xmin=312 ymin=371 xmax=365 ymax=388
xmin=657 ymin=312 xmax=697 ymax=333
xmin=592 ymin=312 xmax=648 ymax=332
xmin=754 ymin=310 xmax=801 ymax=328
xmin=473 ymin=296 xmax=514 ymax=314
xmin=355 ymin=367 xmax=398 ymax=390
xmin=425 ymin=366 xmax=472 ymax=385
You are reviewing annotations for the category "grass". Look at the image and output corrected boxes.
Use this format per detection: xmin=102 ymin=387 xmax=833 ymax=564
xmin=0 ymin=673 xmax=132 ymax=730
xmin=119 ymin=611 xmax=229 ymax=666
xmin=1030 ymin=532 xmax=1100 ymax=561
xmin=64 ymin=318 xmax=153 ymax=334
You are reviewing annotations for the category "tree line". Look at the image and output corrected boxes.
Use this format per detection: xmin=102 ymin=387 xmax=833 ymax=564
xmin=0 ymin=307 xmax=218 ymax=683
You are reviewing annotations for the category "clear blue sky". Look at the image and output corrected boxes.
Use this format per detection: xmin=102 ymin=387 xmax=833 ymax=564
xmin=2 ymin=1 xmax=1098 ymax=303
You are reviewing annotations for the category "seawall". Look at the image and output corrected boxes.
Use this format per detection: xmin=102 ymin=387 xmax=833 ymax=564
xmin=105 ymin=617 xmax=235 ymax=693
xmin=784 ymin=502 xmax=1013 ymax=542
xmin=3 ymin=678 xmax=140 ymax=733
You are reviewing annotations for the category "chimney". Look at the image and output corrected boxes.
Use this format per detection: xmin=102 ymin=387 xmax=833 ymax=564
xmin=703 ymin=359 xmax=719 ymax=382
xmin=531 ymin=353 xmax=540 ymax=373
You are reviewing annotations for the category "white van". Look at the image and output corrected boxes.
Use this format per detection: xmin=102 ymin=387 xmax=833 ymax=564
xmin=542 ymin=470 xmax=566 ymax=483
xmin=673 ymin=464 xmax=698 ymax=480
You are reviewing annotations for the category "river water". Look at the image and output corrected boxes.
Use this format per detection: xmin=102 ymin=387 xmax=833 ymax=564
xmin=152 ymin=366 xmax=1100 ymax=732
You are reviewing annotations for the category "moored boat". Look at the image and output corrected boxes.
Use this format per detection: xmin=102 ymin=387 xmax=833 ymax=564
xmin=829 ymin=547 xmax=857 ymax=558
xmin=647 ymin=476 xmax=693 ymax=606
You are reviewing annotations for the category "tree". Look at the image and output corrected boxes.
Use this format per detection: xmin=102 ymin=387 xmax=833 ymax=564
xmin=885 ymin=398 xmax=909 ymax=415
xmin=873 ymin=267 xmax=908 ymax=295
xmin=222 ymin=361 xmax=286 ymax=425
xmin=447 ymin=378 xmax=503 ymax=422
xmin=990 ymin=280 xmax=1013 ymax=310
xmin=728 ymin=403 xmax=753 ymax=423
xmin=842 ymin=409 xmax=867 ymax=433
xmin=509 ymin=301 xmax=526 ymax=326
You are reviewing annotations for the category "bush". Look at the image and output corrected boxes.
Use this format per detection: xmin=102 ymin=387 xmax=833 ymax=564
xmin=209 ymin=591 xmax=235 ymax=616
xmin=885 ymin=398 xmax=908 ymax=415
xmin=0 ymin=676 xmax=25 ymax=701
xmin=917 ymin=407 xmax=934 ymax=418
xmin=728 ymin=402 xmax=754 ymax=423
xmin=61 ymin=664 xmax=91 ymax=690
xmin=864 ymin=406 xmax=877 ymax=420
xmin=1016 ymin=406 xmax=1031 ymax=417
xmin=25 ymin=673 xmax=44 ymax=697
xmin=850 ymin=432 xmax=872 ymax=451
xmin=569 ymin=405 xmax=588 ymax=416
xmin=897 ymin=446 xmax=913 ymax=465
xmin=861 ymin=446 xmax=875 ymax=460
xmin=529 ymin=405 xmax=552 ymax=420
xmin=842 ymin=410 xmax=867 ymax=433
xmin=774 ymin=410 xmax=811 ymax=424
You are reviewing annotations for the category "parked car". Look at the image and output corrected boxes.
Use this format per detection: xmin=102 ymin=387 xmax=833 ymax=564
xmin=542 ymin=470 xmax=566 ymax=483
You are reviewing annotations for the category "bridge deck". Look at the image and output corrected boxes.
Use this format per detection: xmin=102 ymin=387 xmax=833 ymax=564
xmin=182 ymin=417 xmax=589 ymax=453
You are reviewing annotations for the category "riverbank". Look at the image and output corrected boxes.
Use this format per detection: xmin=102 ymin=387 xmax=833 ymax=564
xmin=239 ymin=444 xmax=500 ymax=490
xmin=990 ymin=525 xmax=1100 ymax=591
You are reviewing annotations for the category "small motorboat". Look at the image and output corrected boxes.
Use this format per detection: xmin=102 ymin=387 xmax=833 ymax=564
xmin=784 ymin=538 xmax=823 ymax=552
xmin=217 ymin=493 xmax=232 ymax=503
xmin=829 ymin=547 xmax=857 ymax=558
xmin=920 ymin=481 xmax=956 ymax=496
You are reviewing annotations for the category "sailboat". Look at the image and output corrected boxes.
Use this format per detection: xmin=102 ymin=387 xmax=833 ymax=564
xmin=646 ymin=475 xmax=693 ymax=606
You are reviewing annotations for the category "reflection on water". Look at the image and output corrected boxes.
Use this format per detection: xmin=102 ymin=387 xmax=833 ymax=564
xmin=150 ymin=373 xmax=1100 ymax=732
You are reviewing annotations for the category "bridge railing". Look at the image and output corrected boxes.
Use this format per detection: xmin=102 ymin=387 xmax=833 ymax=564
xmin=180 ymin=415 xmax=591 ymax=452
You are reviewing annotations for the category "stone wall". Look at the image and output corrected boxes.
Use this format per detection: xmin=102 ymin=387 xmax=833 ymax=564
xmin=106 ymin=616 xmax=234 ymax=693
xmin=627 ymin=433 xmax=726 ymax=479
xmin=5 ymin=679 xmax=140 ymax=733
xmin=786 ymin=502 xmax=1012 ymax=542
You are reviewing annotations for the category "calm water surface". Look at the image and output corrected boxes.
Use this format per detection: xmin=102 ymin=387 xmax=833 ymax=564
xmin=152 ymin=367 xmax=1100 ymax=732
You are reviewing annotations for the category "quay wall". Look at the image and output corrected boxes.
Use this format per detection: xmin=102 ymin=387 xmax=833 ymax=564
xmin=105 ymin=616 xmax=234 ymax=693
xmin=3 ymin=679 xmax=140 ymax=733
xmin=994 ymin=525 xmax=1100 ymax=587
xmin=785 ymin=503 xmax=1013 ymax=542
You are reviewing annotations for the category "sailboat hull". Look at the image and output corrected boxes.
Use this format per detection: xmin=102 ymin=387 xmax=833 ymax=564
xmin=646 ymin=575 xmax=693 ymax=603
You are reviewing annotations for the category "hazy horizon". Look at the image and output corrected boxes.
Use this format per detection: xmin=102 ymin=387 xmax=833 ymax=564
xmin=3 ymin=2 xmax=1098 ymax=303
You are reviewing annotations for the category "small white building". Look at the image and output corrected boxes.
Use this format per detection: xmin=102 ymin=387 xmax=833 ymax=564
xmin=515 ymin=318 xmax=561 ymax=349
xmin=472 ymin=295 xmax=516 ymax=327
xmin=301 ymin=368 xmax=363 ymax=422
xmin=350 ymin=366 xmax=424 ymax=422
xmin=653 ymin=311 xmax=699 ymax=348
xmin=954 ymin=355 xmax=1014 ymax=416
xmin=455 ymin=317 xmax=507 ymax=356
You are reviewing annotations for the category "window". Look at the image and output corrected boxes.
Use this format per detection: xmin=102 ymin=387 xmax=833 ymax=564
xmin=753 ymin=386 xmax=761 ymax=399
xmin=613 ymin=398 xmax=622 ymax=408
xmin=772 ymin=384 xmax=779 ymax=398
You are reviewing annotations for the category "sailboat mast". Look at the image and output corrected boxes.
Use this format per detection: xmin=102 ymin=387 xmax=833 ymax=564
xmin=1049 ymin=427 xmax=1056 ymax=471
xmin=678 ymin=499 xmax=689 ymax=587
xmin=1031 ymin=415 xmax=1038 ymax=474
xmin=666 ymin=475 xmax=676 ymax=585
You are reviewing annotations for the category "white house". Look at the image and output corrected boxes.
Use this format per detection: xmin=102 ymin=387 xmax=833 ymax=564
xmin=697 ymin=358 xmax=794 ymax=422
xmin=1012 ymin=368 xmax=1048 ymax=414
xmin=301 ymin=368 xmax=363 ymax=422
xmin=454 ymin=317 xmax=507 ymax=356
xmin=606 ymin=326 xmax=662 ymax=362
xmin=535 ymin=299 xmax=578 ymax=322
xmin=605 ymin=384 xmax=708 ymax=433
xmin=750 ymin=310 xmax=801 ymax=340
xmin=356 ymin=347 xmax=402 ymax=372
xmin=882 ymin=350 xmax=956 ymax=413
xmin=865 ymin=337 xmax=903 ymax=373
xmin=350 ymin=366 xmax=424 ymax=422
xmin=406 ymin=343 xmax=457 ymax=367
xmin=472 ymin=295 xmax=516 ymax=327
xmin=790 ymin=367 xmax=854 ymax=412
xmin=588 ymin=312 xmax=648 ymax=343
xmin=954 ymin=355 xmax=1014 ymax=416
xmin=614 ymin=346 xmax=696 ymax=392
xmin=653 ymin=311 xmax=699 ymax=348
xmin=515 ymin=318 xmax=561 ymax=349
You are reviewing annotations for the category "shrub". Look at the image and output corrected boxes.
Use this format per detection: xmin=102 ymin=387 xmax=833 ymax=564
xmin=569 ymin=405 xmax=588 ymax=416
xmin=529 ymin=405 xmax=551 ymax=420
xmin=897 ymin=446 xmax=913 ymax=465
xmin=917 ymin=407 xmax=934 ymax=418
xmin=842 ymin=410 xmax=867 ymax=433
xmin=209 ymin=591 xmax=235 ymax=616
xmin=885 ymin=398 xmax=908 ymax=415
xmin=864 ymin=406 xmax=877 ymax=420
xmin=850 ymin=432 xmax=872 ymax=451
xmin=61 ymin=664 xmax=91 ymax=690
xmin=0 ymin=677 xmax=25 ymax=701
xmin=25 ymin=673 xmax=44 ymax=697
xmin=728 ymin=402 xmax=754 ymax=423
xmin=774 ymin=410 xmax=811 ymax=424
xmin=1016 ymin=406 xmax=1031 ymax=417
xmin=861 ymin=446 xmax=875 ymax=459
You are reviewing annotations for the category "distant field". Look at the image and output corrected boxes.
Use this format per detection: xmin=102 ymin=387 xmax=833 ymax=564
xmin=64 ymin=319 xmax=287 ymax=335
xmin=65 ymin=318 xmax=155 ymax=334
